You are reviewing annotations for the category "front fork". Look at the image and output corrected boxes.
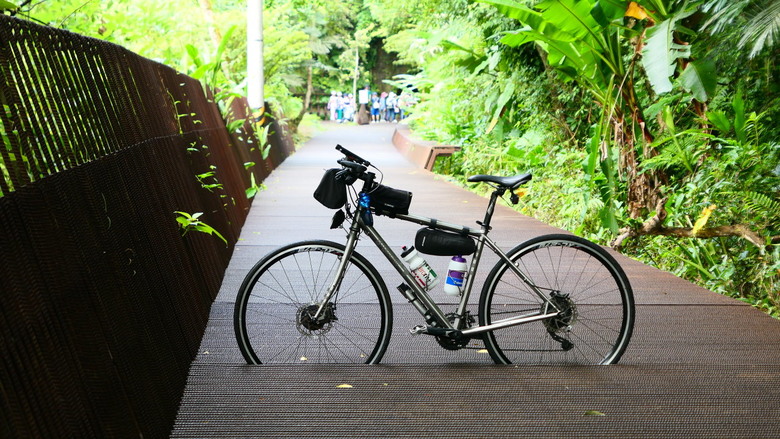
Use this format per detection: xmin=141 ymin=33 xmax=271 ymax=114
xmin=312 ymin=207 xmax=363 ymax=321
xmin=317 ymin=202 xmax=454 ymax=329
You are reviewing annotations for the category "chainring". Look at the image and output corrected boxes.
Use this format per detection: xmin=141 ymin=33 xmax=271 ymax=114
xmin=435 ymin=312 xmax=475 ymax=350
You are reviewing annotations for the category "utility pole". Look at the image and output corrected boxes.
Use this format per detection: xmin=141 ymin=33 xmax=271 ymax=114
xmin=247 ymin=0 xmax=264 ymax=110
xmin=352 ymin=46 xmax=359 ymax=105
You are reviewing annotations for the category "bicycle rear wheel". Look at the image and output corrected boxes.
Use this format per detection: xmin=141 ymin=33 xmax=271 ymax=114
xmin=479 ymin=234 xmax=634 ymax=365
xmin=234 ymin=240 xmax=393 ymax=364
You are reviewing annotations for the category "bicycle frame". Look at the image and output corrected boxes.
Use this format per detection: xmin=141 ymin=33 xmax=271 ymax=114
xmin=314 ymin=186 xmax=562 ymax=339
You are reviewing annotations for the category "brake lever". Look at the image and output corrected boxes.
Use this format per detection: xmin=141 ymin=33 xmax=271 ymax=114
xmin=337 ymin=159 xmax=367 ymax=174
xmin=335 ymin=169 xmax=357 ymax=185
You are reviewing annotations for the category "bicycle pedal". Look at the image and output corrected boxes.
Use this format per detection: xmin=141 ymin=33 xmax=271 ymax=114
xmin=409 ymin=325 xmax=426 ymax=335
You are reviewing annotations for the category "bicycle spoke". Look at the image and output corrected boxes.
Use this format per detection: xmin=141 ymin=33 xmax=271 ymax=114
xmin=235 ymin=242 xmax=392 ymax=364
xmin=480 ymin=235 xmax=634 ymax=365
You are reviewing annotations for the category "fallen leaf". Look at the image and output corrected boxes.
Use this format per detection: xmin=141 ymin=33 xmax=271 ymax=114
xmin=336 ymin=384 xmax=353 ymax=389
xmin=477 ymin=349 xmax=489 ymax=354
xmin=299 ymin=356 xmax=308 ymax=362
xmin=583 ymin=410 xmax=606 ymax=417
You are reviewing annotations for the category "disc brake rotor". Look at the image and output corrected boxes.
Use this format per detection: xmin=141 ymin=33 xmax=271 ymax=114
xmin=296 ymin=303 xmax=337 ymax=335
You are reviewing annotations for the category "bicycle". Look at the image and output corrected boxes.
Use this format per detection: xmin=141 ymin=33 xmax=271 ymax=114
xmin=234 ymin=145 xmax=635 ymax=365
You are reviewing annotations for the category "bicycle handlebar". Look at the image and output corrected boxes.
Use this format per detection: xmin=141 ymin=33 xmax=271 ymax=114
xmin=335 ymin=145 xmax=376 ymax=189
xmin=336 ymin=144 xmax=371 ymax=167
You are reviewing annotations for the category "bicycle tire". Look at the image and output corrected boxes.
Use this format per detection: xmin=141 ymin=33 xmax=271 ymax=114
xmin=478 ymin=234 xmax=634 ymax=365
xmin=234 ymin=240 xmax=393 ymax=364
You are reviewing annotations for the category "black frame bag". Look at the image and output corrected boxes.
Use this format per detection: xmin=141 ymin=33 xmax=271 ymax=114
xmin=415 ymin=227 xmax=476 ymax=256
xmin=314 ymin=168 xmax=347 ymax=209
xmin=369 ymin=184 xmax=412 ymax=217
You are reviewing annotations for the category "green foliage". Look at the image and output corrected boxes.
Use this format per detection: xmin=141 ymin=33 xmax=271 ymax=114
xmin=381 ymin=0 xmax=779 ymax=316
xmin=642 ymin=107 xmax=710 ymax=173
xmin=703 ymin=0 xmax=780 ymax=58
xmin=25 ymin=0 xmax=352 ymax=123
xmin=196 ymin=166 xmax=224 ymax=193
xmin=19 ymin=0 xmax=780 ymax=316
xmin=641 ymin=7 xmax=694 ymax=96
xmin=175 ymin=211 xmax=227 ymax=246
xmin=245 ymin=172 xmax=266 ymax=199
xmin=0 ymin=0 xmax=18 ymax=11
xmin=186 ymin=25 xmax=240 ymax=88
xmin=632 ymin=94 xmax=779 ymax=316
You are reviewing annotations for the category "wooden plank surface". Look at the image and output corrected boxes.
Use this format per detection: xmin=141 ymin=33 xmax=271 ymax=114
xmin=172 ymin=123 xmax=780 ymax=438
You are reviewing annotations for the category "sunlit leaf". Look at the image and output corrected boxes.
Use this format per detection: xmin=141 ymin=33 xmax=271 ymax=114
xmin=0 ymin=0 xmax=18 ymax=10
xmin=692 ymin=205 xmax=717 ymax=236
xmin=624 ymin=1 xmax=648 ymax=20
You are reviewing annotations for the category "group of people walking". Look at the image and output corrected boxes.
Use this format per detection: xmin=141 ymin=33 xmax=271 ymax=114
xmin=369 ymin=91 xmax=415 ymax=123
xmin=327 ymin=89 xmax=417 ymax=124
xmin=326 ymin=92 xmax=357 ymax=123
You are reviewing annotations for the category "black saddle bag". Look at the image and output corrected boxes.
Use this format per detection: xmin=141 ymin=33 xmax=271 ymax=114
xmin=415 ymin=227 xmax=476 ymax=256
xmin=314 ymin=168 xmax=347 ymax=209
xmin=370 ymin=184 xmax=412 ymax=217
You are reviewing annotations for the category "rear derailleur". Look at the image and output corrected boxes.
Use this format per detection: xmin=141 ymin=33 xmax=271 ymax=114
xmin=543 ymin=292 xmax=576 ymax=351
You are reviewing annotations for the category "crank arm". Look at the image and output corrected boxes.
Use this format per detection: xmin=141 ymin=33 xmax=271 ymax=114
xmin=409 ymin=325 xmax=463 ymax=339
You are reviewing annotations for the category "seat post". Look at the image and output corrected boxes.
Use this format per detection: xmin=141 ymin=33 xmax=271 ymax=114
xmin=481 ymin=187 xmax=505 ymax=229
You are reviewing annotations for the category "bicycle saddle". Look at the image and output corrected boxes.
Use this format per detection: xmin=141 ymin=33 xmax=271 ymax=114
xmin=467 ymin=173 xmax=532 ymax=189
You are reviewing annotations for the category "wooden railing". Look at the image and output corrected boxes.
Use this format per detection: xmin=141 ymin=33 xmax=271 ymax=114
xmin=0 ymin=15 xmax=293 ymax=437
xmin=392 ymin=126 xmax=460 ymax=171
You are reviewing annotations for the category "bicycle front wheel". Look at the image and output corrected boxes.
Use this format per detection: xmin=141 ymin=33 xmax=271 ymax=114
xmin=479 ymin=234 xmax=634 ymax=365
xmin=234 ymin=240 xmax=393 ymax=364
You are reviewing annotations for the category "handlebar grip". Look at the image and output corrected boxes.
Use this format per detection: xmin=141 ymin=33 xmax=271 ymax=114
xmin=336 ymin=144 xmax=371 ymax=167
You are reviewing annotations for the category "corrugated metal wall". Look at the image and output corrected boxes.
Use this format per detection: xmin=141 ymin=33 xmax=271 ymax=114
xmin=0 ymin=15 xmax=293 ymax=437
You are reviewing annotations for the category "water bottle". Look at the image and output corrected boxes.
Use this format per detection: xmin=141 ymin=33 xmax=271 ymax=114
xmin=401 ymin=246 xmax=439 ymax=290
xmin=444 ymin=255 xmax=467 ymax=296
xmin=358 ymin=192 xmax=373 ymax=226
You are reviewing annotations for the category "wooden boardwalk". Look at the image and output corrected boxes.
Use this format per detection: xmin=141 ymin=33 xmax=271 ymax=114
xmin=172 ymin=123 xmax=780 ymax=438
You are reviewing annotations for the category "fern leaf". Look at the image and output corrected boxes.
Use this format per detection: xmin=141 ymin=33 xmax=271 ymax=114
xmin=744 ymin=191 xmax=780 ymax=226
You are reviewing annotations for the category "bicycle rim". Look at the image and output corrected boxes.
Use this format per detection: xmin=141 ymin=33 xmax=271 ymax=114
xmin=479 ymin=234 xmax=634 ymax=365
xmin=234 ymin=240 xmax=392 ymax=364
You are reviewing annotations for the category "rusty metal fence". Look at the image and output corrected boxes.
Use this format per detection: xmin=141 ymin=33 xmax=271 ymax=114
xmin=0 ymin=15 xmax=294 ymax=437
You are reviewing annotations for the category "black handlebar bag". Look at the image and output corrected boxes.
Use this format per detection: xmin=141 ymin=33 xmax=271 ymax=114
xmin=314 ymin=168 xmax=347 ymax=209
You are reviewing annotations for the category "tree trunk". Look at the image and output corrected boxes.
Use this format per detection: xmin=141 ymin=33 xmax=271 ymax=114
xmin=304 ymin=64 xmax=313 ymax=111
xmin=290 ymin=65 xmax=313 ymax=133
xmin=617 ymin=66 xmax=667 ymax=220
xmin=199 ymin=0 xmax=222 ymax=49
